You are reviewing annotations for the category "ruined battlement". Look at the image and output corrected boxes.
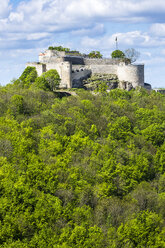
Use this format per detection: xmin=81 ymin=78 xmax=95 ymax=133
xmin=27 ymin=49 xmax=146 ymax=89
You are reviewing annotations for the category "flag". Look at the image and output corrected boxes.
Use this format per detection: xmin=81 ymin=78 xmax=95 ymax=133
xmin=115 ymin=37 xmax=117 ymax=42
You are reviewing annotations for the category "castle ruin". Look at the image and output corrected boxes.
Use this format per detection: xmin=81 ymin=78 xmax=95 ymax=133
xmin=26 ymin=49 xmax=149 ymax=90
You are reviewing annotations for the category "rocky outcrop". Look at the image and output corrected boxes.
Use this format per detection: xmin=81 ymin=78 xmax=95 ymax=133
xmin=83 ymin=74 xmax=134 ymax=91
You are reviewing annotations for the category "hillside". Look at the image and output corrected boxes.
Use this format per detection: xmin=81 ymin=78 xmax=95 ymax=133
xmin=0 ymin=73 xmax=165 ymax=247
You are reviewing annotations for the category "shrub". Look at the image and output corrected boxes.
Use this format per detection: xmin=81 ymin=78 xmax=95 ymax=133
xmin=88 ymin=51 xmax=103 ymax=58
xmin=111 ymin=50 xmax=125 ymax=59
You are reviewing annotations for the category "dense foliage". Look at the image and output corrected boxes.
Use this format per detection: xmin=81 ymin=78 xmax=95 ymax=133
xmin=14 ymin=67 xmax=60 ymax=91
xmin=48 ymin=46 xmax=80 ymax=55
xmin=0 ymin=79 xmax=165 ymax=247
xmin=48 ymin=46 xmax=70 ymax=51
xmin=32 ymin=69 xmax=61 ymax=91
xmin=111 ymin=50 xmax=125 ymax=59
xmin=88 ymin=51 xmax=103 ymax=58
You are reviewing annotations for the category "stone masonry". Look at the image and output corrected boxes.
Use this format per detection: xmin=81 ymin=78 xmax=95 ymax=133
xmin=26 ymin=49 xmax=146 ymax=89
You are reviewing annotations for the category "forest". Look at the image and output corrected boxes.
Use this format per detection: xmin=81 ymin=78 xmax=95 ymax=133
xmin=0 ymin=67 xmax=165 ymax=247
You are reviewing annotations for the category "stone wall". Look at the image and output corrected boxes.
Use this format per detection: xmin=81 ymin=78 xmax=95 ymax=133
xmin=71 ymin=63 xmax=144 ymax=88
xmin=64 ymin=57 xmax=121 ymax=66
xmin=44 ymin=61 xmax=72 ymax=88
xmin=26 ymin=61 xmax=72 ymax=88
xmin=64 ymin=56 xmax=85 ymax=65
xmin=117 ymin=64 xmax=144 ymax=88
xmin=27 ymin=51 xmax=145 ymax=89
xmin=87 ymin=64 xmax=118 ymax=75
xmin=83 ymin=58 xmax=121 ymax=65
xmin=39 ymin=56 xmax=64 ymax=63
xmin=39 ymin=50 xmax=65 ymax=63
xmin=26 ymin=63 xmax=46 ymax=76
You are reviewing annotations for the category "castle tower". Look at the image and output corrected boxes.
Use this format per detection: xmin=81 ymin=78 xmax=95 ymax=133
xmin=117 ymin=64 xmax=144 ymax=88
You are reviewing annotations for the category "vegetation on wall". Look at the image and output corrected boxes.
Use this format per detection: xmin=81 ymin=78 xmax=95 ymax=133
xmin=88 ymin=51 xmax=103 ymax=58
xmin=111 ymin=48 xmax=140 ymax=64
xmin=111 ymin=49 xmax=125 ymax=59
xmin=47 ymin=46 xmax=139 ymax=63
xmin=48 ymin=46 xmax=70 ymax=51
xmin=84 ymin=73 xmax=119 ymax=92
xmin=0 ymin=68 xmax=165 ymax=246
xmin=48 ymin=46 xmax=81 ymax=56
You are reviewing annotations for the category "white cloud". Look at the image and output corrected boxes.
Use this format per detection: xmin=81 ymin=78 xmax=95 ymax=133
xmin=26 ymin=32 xmax=50 ymax=40
xmin=1 ymin=0 xmax=165 ymax=87
xmin=0 ymin=0 xmax=11 ymax=18
xmin=0 ymin=0 xmax=164 ymax=53
xmin=1 ymin=0 xmax=165 ymax=37
xmin=150 ymin=23 xmax=165 ymax=36
xmin=71 ymin=23 xmax=105 ymax=37
xmin=81 ymin=36 xmax=101 ymax=48
xmin=142 ymin=52 xmax=152 ymax=57
xmin=81 ymin=30 xmax=165 ymax=53
xmin=9 ymin=12 xmax=24 ymax=22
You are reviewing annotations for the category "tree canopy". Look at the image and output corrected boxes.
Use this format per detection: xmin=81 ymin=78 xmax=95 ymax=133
xmin=48 ymin=46 xmax=70 ymax=51
xmin=88 ymin=51 xmax=103 ymax=58
xmin=111 ymin=49 xmax=125 ymax=59
xmin=14 ymin=67 xmax=60 ymax=92
xmin=0 ymin=70 xmax=165 ymax=247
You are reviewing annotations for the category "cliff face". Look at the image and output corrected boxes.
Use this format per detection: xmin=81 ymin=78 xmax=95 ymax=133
xmin=83 ymin=74 xmax=134 ymax=91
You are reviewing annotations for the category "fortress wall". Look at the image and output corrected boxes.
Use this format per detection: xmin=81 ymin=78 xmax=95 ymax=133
xmin=72 ymin=69 xmax=91 ymax=81
xmin=27 ymin=61 xmax=72 ymax=88
xmin=39 ymin=56 xmax=64 ymax=63
xmin=117 ymin=64 xmax=144 ymax=88
xmin=46 ymin=62 xmax=62 ymax=76
xmin=72 ymin=65 xmax=86 ymax=70
xmin=83 ymin=58 xmax=120 ymax=65
xmin=39 ymin=50 xmax=65 ymax=62
xmin=64 ymin=57 xmax=121 ymax=66
xmin=88 ymin=64 xmax=118 ymax=74
xmin=64 ymin=56 xmax=85 ymax=65
xmin=46 ymin=62 xmax=72 ymax=88
xmin=60 ymin=62 xmax=72 ymax=88
xmin=26 ymin=63 xmax=46 ymax=76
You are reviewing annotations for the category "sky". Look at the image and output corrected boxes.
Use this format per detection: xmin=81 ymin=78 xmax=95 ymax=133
xmin=0 ymin=0 xmax=165 ymax=88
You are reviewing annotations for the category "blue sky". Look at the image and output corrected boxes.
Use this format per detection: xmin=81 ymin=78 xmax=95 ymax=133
xmin=1 ymin=0 xmax=165 ymax=88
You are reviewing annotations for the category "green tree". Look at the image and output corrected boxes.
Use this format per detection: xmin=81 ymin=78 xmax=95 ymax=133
xmin=88 ymin=51 xmax=103 ymax=58
xmin=19 ymin=66 xmax=38 ymax=87
xmin=116 ymin=211 xmax=165 ymax=248
xmin=48 ymin=46 xmax=70 ymax=51
xmin=8 ymin=95 xmax=24 ymax=116
xmin=32 ymin=77 xmax=50 ymax=91
xmin=42 ymin=69 xmax=60 ymax=90
xmin=111 ymin=50 xmax=125 ymax=59
xmin=33 ymin=69 xmax=60 ymax=91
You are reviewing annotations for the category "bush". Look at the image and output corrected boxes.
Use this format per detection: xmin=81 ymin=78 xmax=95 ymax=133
xmin=48 ymin=46 xmax=70 ymax=51
xmin=88 ymin=51 xmax=103 ymax=58
xmin=111 ymin=50 xmax=125 ymax=59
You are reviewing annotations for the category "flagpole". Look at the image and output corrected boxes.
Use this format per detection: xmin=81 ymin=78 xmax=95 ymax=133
xmin=115 ymin=37 xmax=118 ymax=50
